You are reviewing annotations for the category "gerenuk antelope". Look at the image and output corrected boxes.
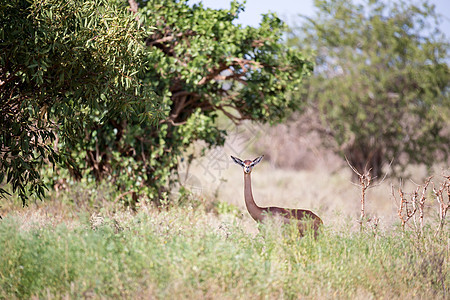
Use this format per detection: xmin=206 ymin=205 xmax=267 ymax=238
xmin=231 ymin=155 xmax=323 ymax=236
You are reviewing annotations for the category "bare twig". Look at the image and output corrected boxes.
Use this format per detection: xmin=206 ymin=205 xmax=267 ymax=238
xmin=345 ymin=156 xmax=396 ymax=232
xmin=127 ymin=0 xmax=140 ymax=22
xmin=345 ymin=156 xmax=373 ymax=231
xmin=393 ymin=182 xmax=417 ymax=231
xmin=369 ymin=158 xmax=394 ymax=188
xmin=433 ymin=175 xmax=450 ymax=236
xmin=416 ymin=176 xmax=432 ymax=234
xmin=128 ymin=0 xmax=139 ymax=14
xmin=114 ymin=190 xmax=134 ymax=204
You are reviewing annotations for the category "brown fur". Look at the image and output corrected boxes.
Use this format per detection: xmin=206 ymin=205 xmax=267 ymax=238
xmin=232 ymin=155 xmax=323 ymax=236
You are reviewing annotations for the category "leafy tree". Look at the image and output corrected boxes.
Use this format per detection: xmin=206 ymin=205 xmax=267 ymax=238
xmin=62 ymin=0 xmax=312 ymax=202
xmin=288 ymin=0 xmax=449 ymax=177
xmin=0 ymin=0 xmax=160 ymax=204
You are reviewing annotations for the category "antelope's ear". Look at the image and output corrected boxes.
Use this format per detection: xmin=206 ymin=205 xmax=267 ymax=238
xmin=231 ymin=155 xmax=244 ymax=166
xmin=250 ymin=155 xmax=264 ymax=166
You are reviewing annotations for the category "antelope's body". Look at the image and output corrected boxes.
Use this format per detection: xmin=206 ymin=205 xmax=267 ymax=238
xmin=232 ymin=155 xmax=323 ymax=236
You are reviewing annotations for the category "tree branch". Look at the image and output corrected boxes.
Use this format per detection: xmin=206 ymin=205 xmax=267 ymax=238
xmin=128 ymin=0 xmax=139 ymax=14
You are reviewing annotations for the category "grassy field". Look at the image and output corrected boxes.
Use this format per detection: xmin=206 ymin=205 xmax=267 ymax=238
xmin=0 ymin=195 xmax=449 ymax=299
xmin=1 ymin=122 xmax=449 ymax=299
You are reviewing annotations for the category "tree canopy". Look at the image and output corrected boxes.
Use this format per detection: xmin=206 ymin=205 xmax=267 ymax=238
xmin=288 ymin=0 xmax=449 ymax=177
xmin=63 ymin=0 xmax=312 ymax=202
xmin=0 ymin=0 xmax=161 ymax=203
xmin=1 ymin=0 xmax=312 ymax=203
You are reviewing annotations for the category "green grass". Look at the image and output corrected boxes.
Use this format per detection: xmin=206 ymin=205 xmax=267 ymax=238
xmin=0 ymin=203 xmax=448 ymax=299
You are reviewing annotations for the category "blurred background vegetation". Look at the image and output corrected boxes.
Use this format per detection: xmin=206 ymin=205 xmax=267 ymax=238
xmin=0 ymin=0 xmax=449 ymax=208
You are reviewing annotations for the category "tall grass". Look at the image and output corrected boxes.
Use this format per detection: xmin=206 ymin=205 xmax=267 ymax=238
xmin=1 ymin=204 xmax=448 ymax=299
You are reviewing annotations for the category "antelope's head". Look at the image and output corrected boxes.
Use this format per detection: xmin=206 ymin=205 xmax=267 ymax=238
xmin=231 ymin=155 xmax=264 ymax=174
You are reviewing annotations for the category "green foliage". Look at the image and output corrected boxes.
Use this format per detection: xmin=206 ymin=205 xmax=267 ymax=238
xmin=215 ymin=200 xmax=240 ymax=216
xmin=288 ymin=0 xmax=449 ymax=177
xmin=62 ymin=0 xmax=312 ymax=201
xmin=0 ymin=207 xmax=448 ymax=298
xmin=0 ymin=0 xmax=160 ymax=204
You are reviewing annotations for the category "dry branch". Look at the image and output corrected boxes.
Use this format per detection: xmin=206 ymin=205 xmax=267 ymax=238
xmin=345 ymin=156 xmax=373 ymax=231
xmin=433 ymin=175 xmax=450 ymax=236
xmin=393 ymin=183 xmax=417 ymax=230
xmin=416 ymin=176 xmax=432 ymax=233
xmin=391 ymin=175 xmax=449 ymax=236
xmin=128 ymin=0 xmax=138 ymax=14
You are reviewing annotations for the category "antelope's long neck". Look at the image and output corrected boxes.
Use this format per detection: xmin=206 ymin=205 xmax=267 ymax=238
xmin=244 ymin=173 xmax=265 ymax=221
